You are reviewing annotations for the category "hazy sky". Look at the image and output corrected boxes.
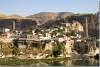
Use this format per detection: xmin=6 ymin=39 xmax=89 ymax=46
xmin=0 ymin=0 xmax=99 ymax=16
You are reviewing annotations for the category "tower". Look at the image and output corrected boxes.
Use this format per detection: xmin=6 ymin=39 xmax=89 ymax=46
xmin=85 ymin=17 xmax=88 ymax=37
xmin=13 ymin=20 xmax=16 ymax=31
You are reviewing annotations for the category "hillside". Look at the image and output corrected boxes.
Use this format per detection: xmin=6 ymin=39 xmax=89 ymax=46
xmin=26 ymin=12 xmax=58 ymax=24
xmin=26 ymin=12 xmax=74 ymax=24
xmin=8 ymin=14 xmax=24 ymax=19
xmin=0 ymin=12 xmax=74 ymax=30
xmin=0 ymin=12 xmax=98 ymax=37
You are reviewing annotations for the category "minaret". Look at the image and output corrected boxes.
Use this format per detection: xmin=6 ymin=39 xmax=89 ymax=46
xmin=91 ymin=15 xmax=95 ymax=29
xmin=85 ymin=17 xmax=88 ymax=37
xmin=99 ymin=0 xmax=100 ymax=48
xmin=13 ymin=20 xmax=15 ymax=31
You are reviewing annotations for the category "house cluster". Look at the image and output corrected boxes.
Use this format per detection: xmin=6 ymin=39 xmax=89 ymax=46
xmin=0 ymin=20 xmax=85 ymax=58
xmin=1 ymin=21 xmax=84 ymax=42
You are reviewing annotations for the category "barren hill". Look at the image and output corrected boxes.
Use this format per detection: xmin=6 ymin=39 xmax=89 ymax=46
xmin=26 ymin=12 xmax=74 ymax=24
xmin=8 ymin=14 xmax=24 ymax=19
xmin=0 ymin=12 xmax=7 ymax=19
xmin=26 ymin=12 xmax=58 ymax=24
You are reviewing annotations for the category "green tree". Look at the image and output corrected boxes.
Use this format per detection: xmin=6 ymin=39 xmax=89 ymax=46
xmin=12 ymin=46 xmax=19 ymax=56
xmin=12 ymin=39 xmax=19 ymax=56
xmin=52 ymin=41 xmax=65 ymax=57
xmin=35 ymin=28 xmax=42 ymax=34
xmin=51 ymin=30 xmax=58 ymax=37
xmin=70 ymin=31 xmax=76 ymax=36
xmin=0 ymin=41 xmax=4 ymax=56
xmin=27 ymin=27 xmax=33 ymax=34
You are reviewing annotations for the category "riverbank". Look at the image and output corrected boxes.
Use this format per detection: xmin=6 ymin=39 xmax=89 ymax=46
xmin=0 ymin=57 xmax=99 ymax=66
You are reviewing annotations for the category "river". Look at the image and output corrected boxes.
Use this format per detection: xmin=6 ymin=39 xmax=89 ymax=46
xmin=36 ymin=58 xmax=99 ymax=66
xmin=0 ymin=57 xmax=99 ymax=66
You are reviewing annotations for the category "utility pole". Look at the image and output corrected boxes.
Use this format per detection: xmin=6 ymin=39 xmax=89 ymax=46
xmin=85 ymin=17 xmax=88 ymax=38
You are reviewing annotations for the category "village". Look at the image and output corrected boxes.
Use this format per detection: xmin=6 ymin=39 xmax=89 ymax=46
xmin=0 ymin=0 xmax=99 ymax=66
xmin=0 ymin=19 xmax=99 ymax=60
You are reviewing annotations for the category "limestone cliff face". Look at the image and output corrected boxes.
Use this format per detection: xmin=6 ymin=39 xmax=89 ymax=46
xmin=71 ymin=21 xmax=84 ymax=32
xmin=44 ymin=42 xmax=53 ymax=51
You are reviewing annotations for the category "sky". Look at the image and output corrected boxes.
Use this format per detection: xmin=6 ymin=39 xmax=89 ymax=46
xmin=0 ymin=0 xmax=99 ymax=16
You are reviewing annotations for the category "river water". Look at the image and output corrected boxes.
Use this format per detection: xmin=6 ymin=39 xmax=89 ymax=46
xmin=35 ymin=58 xmax=99 ymax=66
xmin=0 ymin=57 xmax=99 ymax=66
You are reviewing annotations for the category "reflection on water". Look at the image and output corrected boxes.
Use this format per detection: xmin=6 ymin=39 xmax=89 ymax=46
xmin=38 ymin=58 xmax=99 ymax=66
xmin=63 ymin=58 xmax=73 ymax=66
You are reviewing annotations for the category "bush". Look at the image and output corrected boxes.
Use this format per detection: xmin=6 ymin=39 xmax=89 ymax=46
xmin=52 ymin=41 xmax=65 ymax=57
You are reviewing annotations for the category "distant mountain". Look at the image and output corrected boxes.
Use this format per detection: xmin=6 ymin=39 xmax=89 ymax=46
xmin=26 ymin=12 xmax=58 ymax=24
xmin=8 ymin=14 xmax=24 ymax=19
xmin=0 ymin=12 xmax=7 ymax=18
xmin=57 ymin=12 xmax=74 ymax=19
xmin=26 ymin=12 xmax=74 ymax=24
